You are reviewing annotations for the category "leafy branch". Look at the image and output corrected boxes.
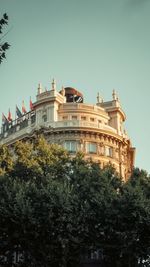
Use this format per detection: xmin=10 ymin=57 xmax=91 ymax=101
xmin=0 ymin=13 xmax=10 ymax=64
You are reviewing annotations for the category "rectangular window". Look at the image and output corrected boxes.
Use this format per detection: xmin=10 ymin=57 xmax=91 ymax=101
xmin=81 ymin=116 xmax=86 ymax=121
xmin=86 ymin=142 xmax=97 ymax=154
xmin=105 ymin=146 xmax=113 ymax=157
xmin=64 ymin=141 xmax=79 ymax=153
xmin=72 ymin=116 xmax=77 ymax=120
xmin=42 ymin=114 xmax=47 ymax=122
xmin=62 ymin=116 xmax=68 ymax=120
xmin=90 ymin=118 xmax=95 ymax=122
xmin=31 ymin=114 xmax=36 ymax=124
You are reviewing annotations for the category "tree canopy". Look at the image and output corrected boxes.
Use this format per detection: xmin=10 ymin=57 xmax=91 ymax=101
xmin=0 ymin=137 xmax=149 ymax=267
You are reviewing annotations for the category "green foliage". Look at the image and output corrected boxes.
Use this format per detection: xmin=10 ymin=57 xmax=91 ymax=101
xmin=0 ymin=139 xmax=149 ymax=267
xmin=0 ymin=13 xmax=10 ymax=64
xmin=12 ymin=140 xmax=41 ymax=180
xmin=0 ymin=144 xmax=13 ymax=175
xmin=116 ymin=169 xmax=150 ymax=267
xmin=34 ymin=136 xmax=69 ymax=179
xmin=10 ymin=137 xmax=69 ymax=182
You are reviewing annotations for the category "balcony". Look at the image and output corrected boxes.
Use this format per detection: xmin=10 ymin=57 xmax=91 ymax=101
xmin=0 ymin=113 xmax=36 ymax=144
xmin=53 ymin=120 xmax=117 ymax=134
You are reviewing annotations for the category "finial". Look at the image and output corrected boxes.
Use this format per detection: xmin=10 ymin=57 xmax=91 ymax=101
xmin=38 ymin=83 xmax=42 ymax=95
xmin=112 ymin=89 xmax=117 ymax=100
xmin=60 ymin=86 xmax=65 ymax=97
xmin=97 ymin=92 xmax=100 ymax=103
xmin=51 ymin=79 xmax=56 ymax=91
xmin=97 ymin=92 xmax=103 ymax=103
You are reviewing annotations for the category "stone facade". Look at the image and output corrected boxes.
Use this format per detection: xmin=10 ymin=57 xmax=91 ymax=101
xmin=0 ymin=80 xmax=135 ymax=180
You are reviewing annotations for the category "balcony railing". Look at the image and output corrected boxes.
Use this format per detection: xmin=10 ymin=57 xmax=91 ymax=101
xmin=0 ymin=112 xmax=36 ymax=141
xmin=53 ymin=120 xmax=117 ymax=133
xmin=0 ymin=117 xmax=119 ymax=144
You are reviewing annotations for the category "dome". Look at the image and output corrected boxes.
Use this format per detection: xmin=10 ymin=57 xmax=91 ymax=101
xmin=64 ymin=87 xmax=84 ymax=103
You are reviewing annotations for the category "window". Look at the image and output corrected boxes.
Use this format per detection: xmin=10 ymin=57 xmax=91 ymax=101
xmin=72 ymin=116 xmax=77 ymax=120
xmin=31 ymin=114 xmax=36 ymax=124
xmin=64 ymin=141 xmax=79 ymax=153
xmin=90 ymin=118 xmax=95 ymax=122
xmin=62 ymin=116 xmax=68 ymax=120
xmin=105 ymin=146 xmax=113 ymax=157
xmin=81 ymin=116 xmax=86 ymax=121
xmin=90 ymin=249 xmax=102 ymax=260
xmin=86 ymin=142 xmax=97 ymax=154
xmin=42 ymin=114 xmax=47 ymax=122
xmin=82 ymin=249 xmax=103 ymax=260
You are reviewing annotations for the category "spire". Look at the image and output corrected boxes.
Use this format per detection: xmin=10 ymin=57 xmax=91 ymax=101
xmin=60 ymin=86 xmax=65 ymax=97
xmin=97 ymin=92 xmax=103 ymax=103
xmin=112 ymin=89 xmax=117 ymax=100
xmin=51 ymin=79 xmax=56 ymax=91
xmin=37 ymin=83 xmax=42 ymax=95
xmin=97 ymin=92 xmax=100 ymax=103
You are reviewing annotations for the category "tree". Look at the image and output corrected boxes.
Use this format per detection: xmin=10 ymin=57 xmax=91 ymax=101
xmin=117 ymin=169 xmax=150 ymax=267
xmin=0 ymin=144 xmax=13 ymax=176
xmin=11 ymin=137 xmax=69 ymax=182
xmin=0 ymin=138 xmax=149 ymax=267
xmin=98 ymin=168 xmax=150 ymax=267
xmin=0 ymin=13 xmax=10 ymax=64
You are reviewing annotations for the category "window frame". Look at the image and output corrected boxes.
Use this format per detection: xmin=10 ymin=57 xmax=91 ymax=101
xmin=64 ymin=140 xmax=79 ymax=153
xmin=86 ymin=142 xmax=97 ymax=154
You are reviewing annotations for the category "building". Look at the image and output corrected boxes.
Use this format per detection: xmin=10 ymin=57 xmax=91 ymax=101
xmin=0 ymin=79 xmax=135 ymax=180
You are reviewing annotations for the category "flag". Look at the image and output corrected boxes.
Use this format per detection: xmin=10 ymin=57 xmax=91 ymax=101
xmin=16 ymin=105 xmax=22 ymax=118
xmin=30 ymin=97 xmax=33 ymax=110
xmin=22 ymin=100 xmax=27 ymax=114
xmin=2 ymin=113 xmax=9 ymax=125
xmin=8 ymin=109 xmax=12 ymax=121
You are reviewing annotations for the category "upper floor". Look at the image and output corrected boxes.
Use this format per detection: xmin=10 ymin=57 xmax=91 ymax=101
xmin=0 ymin=80 xmax=129 ymax=145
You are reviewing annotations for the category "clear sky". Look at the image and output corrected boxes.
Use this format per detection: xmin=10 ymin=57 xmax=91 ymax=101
xmin=0 ymin=0 xmax=150 ymax=173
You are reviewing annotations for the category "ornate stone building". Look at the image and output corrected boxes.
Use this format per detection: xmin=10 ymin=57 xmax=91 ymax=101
xmin=0 ymin=79 xmax=135 ymax=180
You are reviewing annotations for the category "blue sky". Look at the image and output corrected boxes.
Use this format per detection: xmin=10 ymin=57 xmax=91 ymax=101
xmin=0 ymin=0 xmax=150 ymax=173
